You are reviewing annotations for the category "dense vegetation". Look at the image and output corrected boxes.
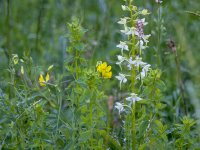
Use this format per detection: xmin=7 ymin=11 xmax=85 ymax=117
xmin=0 ymin=0 xmax=200 ymax=149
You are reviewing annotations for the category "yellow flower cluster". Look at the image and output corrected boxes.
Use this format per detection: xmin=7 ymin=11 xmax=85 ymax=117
xmin=97 ymin=62 xmax=112 ymax=79
xmin=39 ymin=73 xmax=50 ymax=86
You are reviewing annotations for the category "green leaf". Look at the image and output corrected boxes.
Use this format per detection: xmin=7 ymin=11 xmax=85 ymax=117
xmin=79 ymin=130 xmax=92 ymax=142
xmin=97 ymin=130 xmax=122 ymax=150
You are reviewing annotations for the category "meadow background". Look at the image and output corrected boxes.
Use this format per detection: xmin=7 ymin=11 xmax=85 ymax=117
xmin=0 ymin=0 xmax=200 ymax=149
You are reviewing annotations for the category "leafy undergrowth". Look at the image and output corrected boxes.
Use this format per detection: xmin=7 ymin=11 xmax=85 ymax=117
xmin=0 ymin=0 xmax=200 ymax=149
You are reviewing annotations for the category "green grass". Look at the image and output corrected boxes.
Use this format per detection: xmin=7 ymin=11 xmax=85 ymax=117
xmin=0 ymin=0 xmax=200 ymax=149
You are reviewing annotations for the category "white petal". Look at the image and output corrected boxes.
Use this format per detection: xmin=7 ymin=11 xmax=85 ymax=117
xmin=122 ymin=78 xmax=127 ymax=83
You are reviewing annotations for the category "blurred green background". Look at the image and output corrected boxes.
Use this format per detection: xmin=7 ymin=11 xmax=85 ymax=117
xmin=0 ymin=0 xmax=200 ymax=117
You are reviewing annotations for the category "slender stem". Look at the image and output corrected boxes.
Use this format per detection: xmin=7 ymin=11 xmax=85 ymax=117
xmin=89 ymin=98 xmax=93 ymax=148
xmin=71 ymin=89 xmax=76 ymax=150
xmin=130 ymin=55 xmax=136 ymax=150
xmin=6 ymin=0 xmax=13 ymax=98
xmin=89 ymin=90 xmax=95 ymax=149
xmin=72 ymin=46 xmax=81 ymax=148
xmin=74 ymin=45 xmax=80 ymax=105
xmin=9 ymin=64 xmax=15 ymax=98
xmin=185 ymin=11 xmax=200 ymax=17
xmin=157 ymin=4 xmax=162 ymax=67
xmin=175 ymin=53 xmax=187 ymax=115
xmin=129 ymin=0 xmax=136 ymax=149
xmin=35 ymin=0 xmax=45 ymax=52
xmin=56 ymin=90 xmax=62 ymax=131
xmin=131 ymin=103 xmax=136 ymax=150
xmin=75 ymin=49 xmax=79 ymax=79
xmin=6 ymin=0 xmax=11 ymax=59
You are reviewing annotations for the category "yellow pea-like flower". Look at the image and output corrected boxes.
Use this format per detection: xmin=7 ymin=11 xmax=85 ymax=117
xmin=45 ymin=73 xmax=50 ymax=82
xmin=96 ymin=62 xmax=112 ymax=79
xmin=97 ymin=62 xmax=107 ymax=73
xmin=102 ymin=71 xmax=112 ymax=79
xmin=39 ymin=73 xmax=50 ymax=86
xmin=101 ymin=62 xmax=108 ymax=70
xmin=106 ymin=66 xmax=111 ymax=72
xmin=97 ymin=65 xmax=102 ymax=72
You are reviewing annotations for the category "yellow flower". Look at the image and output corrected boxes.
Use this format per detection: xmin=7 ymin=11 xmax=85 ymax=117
xmin=39 ymin=73 xmax=50 ymax=86
xmin=97 ymin=62 xmax=107 ymax=72
xmin=102 ymin=71 xmax=112 ymax=79
xmin=106 ymin=66 xmax=111 ymax=72
xmin=96 ymin=62 xmax=112 ymax=79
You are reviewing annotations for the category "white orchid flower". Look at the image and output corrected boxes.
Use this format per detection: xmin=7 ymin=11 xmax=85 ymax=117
xmin=120 ymin=26 xmax=136 ymax=35
xmin=115 ymin=102 xmax=125 ymax=115
xmin=137 ymin=64 xmax=151 ymax=79
xmin=121 ymin=5 xmax=130 ymax=11
xmin=128 ymin=56 xmax=146 ymax=68
xmin=126 ymin=93 xmax=142 ymax=104
xmin=115 ymin=73 xmax=130 ymax=89
xmin=136 ymin=40 xmax=147 ymax=50
xmin=116 ymin=55 xmax=127 ymax=65
xmin=117 ymin=17 xmax=129 ymax=25
xmin=116 ymin=41 xmax=129 ymax=54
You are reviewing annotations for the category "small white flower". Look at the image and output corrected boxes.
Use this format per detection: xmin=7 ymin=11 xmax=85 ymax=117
xmin=121 ymin=5 xmax=129 ymax=11
xmin=132 ymin=5 xmax=138 ymax=11
xmin=141 ymin=9 xmax=150 ymax=15
xmin=115 ymin=73 xmax=129 ymax=89
xmin=115 ymin=102 xmax=124 ymax=114
xmin=135 ymin=34 xmax=150 ymax=44
xmin=155 ymin=0 xmax=163 ymax=4
xmin=116 ymin=55 xmax=126 ymax=65
xmin=117 ymin=17 xmax=128 ymax=25
xmin=126 ymin=27 xmax=136 ymax=35
xmin=142 ymin=64 xmax=151 ymax=73
xmin=126 ymin=93 xmax=142 ymax=103
xmin=143 ymin=34 xmax=151 ymax=43
xmin=127 ymin=27 xmax=136 ymax=35
xmin=116 ymin=41 xmax=129 ymax=54
xmin=127 ymin=57 xmax=134 ymax=70
xmin=121 ymin=5 xmax=126 ymax=11
xmin=136 ymin=40 xmax=147 ymax=50
xmin=140 ymin=18 xmax=148 ymax=26
xmin=128 ymin=56 xmax=146 ymax=67
xmin=136 ymin=63 xmax=151 ymax=79
xmin=137 ymin=64 xmax=151 ymax=79
xmin=120 ymin=26 xmax=136 ymax=35
xmin=120 ymin=26 xmax=129 ymax=34
xmin=127 ymin=63 xmax=132 ymax=70
xmin=115 ymin=73 xmax=128 ymax=83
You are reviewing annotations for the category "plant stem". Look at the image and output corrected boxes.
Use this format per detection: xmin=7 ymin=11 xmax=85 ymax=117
xmin=131 ymin=103 xmax=136 ymax=150
xmin=6 ymin=0 xmax=11 ymax=60
xmin=129 ymin=0 xmax=136 ymax=149
xmin=6 ymin=0 xmax=13 ymax=99
xmin=175 ymin=52 xmax=187 ymax=115
xmin=56 ymin=89 xmax=62 ymax=131
xmin=157 ymin=4 xmax=162 ymax=68
xmin=35 ymin=0 xmax=45 ymax=52
xmin=89 ymin=90 xmax=95 ymax=149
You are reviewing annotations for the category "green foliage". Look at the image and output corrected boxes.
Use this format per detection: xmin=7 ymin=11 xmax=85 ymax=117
xmin=0 ymin=0 xmax=200 ymax=149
